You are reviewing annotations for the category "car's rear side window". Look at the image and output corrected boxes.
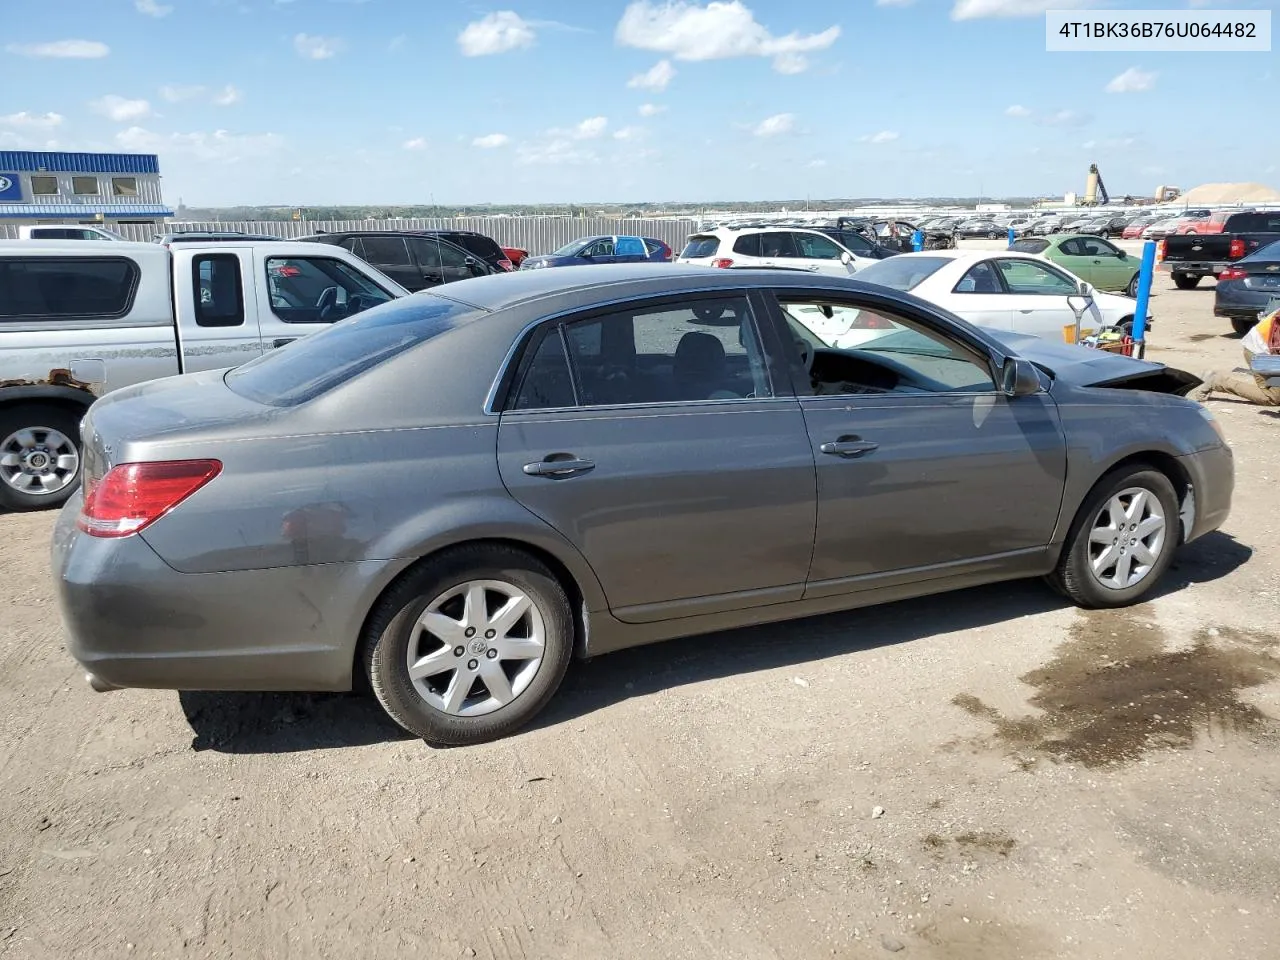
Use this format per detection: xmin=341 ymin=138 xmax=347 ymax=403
xmin=732 ymin=233 xmax=761 ymax=256
xmin=1226 ymin=213 xmax=1280 ymax=233
xmin=225 ymin=294 xmax=479 ymax=406
xmin=681 ymin=236 xmax=719 ymax=258
xmin=1009 ymin=239 xmax=1049 ymax=254
xmin=0 ymin=256 xmax=140 ymax=320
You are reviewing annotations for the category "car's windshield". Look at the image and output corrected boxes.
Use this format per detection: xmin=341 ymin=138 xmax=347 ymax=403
xmin=225 ymin=294 xmax=479 ymax=406
xmin=551 ymin=239 xmax=591 ymax=257
xmin=853 ymin=255 xmax=950 ymax=291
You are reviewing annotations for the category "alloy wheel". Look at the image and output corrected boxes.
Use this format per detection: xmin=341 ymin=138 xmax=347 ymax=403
xmin=406 ymin=579 xmax=546 ymax=717
xmin=1087 ymin=487 xmax=1166 ymax=590
xmin=0 ymin=426 xmax=80 ymax=496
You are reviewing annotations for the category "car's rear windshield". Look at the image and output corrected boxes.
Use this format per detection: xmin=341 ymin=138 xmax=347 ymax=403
xmin=681 ymin=235 xmax=720 ymax=258
xmin=452 ymin=234 xmax=505 ymax=260
xmin=1226 ymin=212 xmax=1280 ymax=233
xmin=225 ymin=294 xmax=479 ymax=406
xmin=853 ymin=256 xmax=950 ymax=291
xmin=1009 ymin=239 xmax=1049 ymax=253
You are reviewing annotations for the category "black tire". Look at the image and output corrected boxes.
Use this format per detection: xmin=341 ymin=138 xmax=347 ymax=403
xmin=0 ymin=404 xmax=84 ymax=512
xmin=362 ymin=544 xmax=574 ymax=746
xmin=987 ymin=231 xmax=999 ymax=240
xmin=1231 ymin=315 xmax=1257 ymax=338
xmin=1126 ymin=272 xmax=1140 ymax=297
xmin=1172 ymin=273 xmax=1201 ymax=290
xmin=1049 ymin=467 xmax=1181 ymax=609
xmin=1100 ymin=231 xmax=1111 ymax=240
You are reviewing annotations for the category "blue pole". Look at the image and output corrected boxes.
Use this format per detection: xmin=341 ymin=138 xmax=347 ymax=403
xmin=1131 ymin=239 xmax=1157 ymax=355
xmin=1007 ymin=227 xmax=1016 ymax=246
xmin=911 ymin=229 xmax=923 ymax=252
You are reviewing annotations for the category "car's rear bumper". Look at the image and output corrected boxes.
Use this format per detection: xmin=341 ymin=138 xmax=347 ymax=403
xmin=1213 ymin=283 xmax=1275 ymax=319
xmin=1158 ymin=260 xmax=1227 ymax=275
xmin=1179 ymin=445 xmax=1233 ymax=543
xmin=51 ymin=494 xmax=387 ymax=693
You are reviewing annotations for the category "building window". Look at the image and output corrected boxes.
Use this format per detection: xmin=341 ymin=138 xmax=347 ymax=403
xmin=111 ymin=177 xmax=138 ymax=197
xmin=30 ymin=176 xmax=58 ymax=196
xmin=72 ymin=177 xmax=99 ymax=196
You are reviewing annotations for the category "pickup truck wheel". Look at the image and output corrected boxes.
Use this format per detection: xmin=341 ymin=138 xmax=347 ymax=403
xmin=0 ymin=405 xmax=83 ymax=512
xmin=1172 ymin=273 xmax=1201 ymax=290
xmin=1231 ymin=316 xmax=1258 ymax=337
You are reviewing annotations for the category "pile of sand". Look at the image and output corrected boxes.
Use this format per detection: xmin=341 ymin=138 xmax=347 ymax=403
xmin=1177 ymin=182 xmax=1280 ymax=205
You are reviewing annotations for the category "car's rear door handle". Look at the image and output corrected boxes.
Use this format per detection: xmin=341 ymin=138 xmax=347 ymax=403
xmin=819 ymin=438 xmax=879 ymax=458
xmin=523 ymin=457 xmax=595 ymax=478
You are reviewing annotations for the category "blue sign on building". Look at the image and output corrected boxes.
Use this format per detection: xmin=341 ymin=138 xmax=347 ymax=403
xmin=0 ymin=174 xmax=23 ymax=203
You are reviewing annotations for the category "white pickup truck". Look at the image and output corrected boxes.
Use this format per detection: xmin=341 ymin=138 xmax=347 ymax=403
xmin=0 ymin=239 xmax=408 ymax=510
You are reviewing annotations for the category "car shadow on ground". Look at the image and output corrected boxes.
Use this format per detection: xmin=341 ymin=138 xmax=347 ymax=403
xmin=179 ymin=531 xmax=1252 ymax=754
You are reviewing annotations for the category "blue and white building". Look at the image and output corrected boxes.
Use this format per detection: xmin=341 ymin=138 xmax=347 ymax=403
xmin=0 ymin=151 xmax=174 ymax=229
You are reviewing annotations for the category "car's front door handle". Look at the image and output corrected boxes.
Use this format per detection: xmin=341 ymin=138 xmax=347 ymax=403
xmin=819 ymin=438 xmax=879 ymax=458
xmin=523 ymin=457 xmax=596 ymax=478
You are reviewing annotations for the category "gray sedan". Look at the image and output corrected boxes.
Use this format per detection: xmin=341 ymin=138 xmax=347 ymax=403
xmin=53 ymin=265 xmax=1234 ymax=745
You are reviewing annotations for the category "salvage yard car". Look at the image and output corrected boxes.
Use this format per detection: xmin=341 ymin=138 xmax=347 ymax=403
xmin=53 ymin=264 xmax=1231 ymax=746
xmin=1009 ymin=234 xmax=1142 ymax=296
xmin=852 ymin=250 xmax=1144 ymax=339
xmin=0 ymin=240 xmax=406 ymax=510
xmin=678 ymin=225 xmax=875 ymax=273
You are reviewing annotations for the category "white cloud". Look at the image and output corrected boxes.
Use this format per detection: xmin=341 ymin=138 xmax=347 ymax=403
xmin=1082 ymin=139 xmax=1096 ymax=149
xmin=627 ymin=59 xmax=676 ymax=91
xmin=5 ymin=39 xmax=109 ymax=58
xmin=1106 ymin=66 xmax=1156 ymax=93
xmin=859 ymin=130 xmax=900 ymax=144
xmin=0 ymin=111 xmax=64 ymax=130
xmin=616 ymin=1 xmax=840 ymax=74
xmin=638 ymin=102 xmax=667 ymax=116
xmin=472 ymin=133 xmax=511 ymax=148
xmin=573 ymin=116 xmax=608 ymax=139
xmin=952 ymin=0 xmax=1097 ymax=18
xmin=752 ymin=113 xmax=794 ymax=137
xmin=807 ymin=159 xmax=827 ymax=167
xmin=515 ymin=138 xmax=599 ymax=166
xmin=115 ymin=126 xmax=283 ymax=162
xmin=1039 ymin=108 xmax=1089 ymax=126
xmin=90 ymin=95 xmax=153 ymax=122
xmin=160 ymin=84 xmax=205 ymax=102
xmin=402 ymin=137 xmax=426 ymax=150
xmin=135 ymin=0 xmax=173 ymax=16
xmin=613 ymin=126 xmax=643 ymax=140
xmin=294 ymin=33 xmax=342 ymax=59
xmin=458 ymin=11 xmax=536 ymax=56
xmin=212 ymin=84 xmax=242 ymax=106
xmin=388 ymin=34 xmax=407 ymax=52
xmin=1005 ymin=104 xmax=1031 ymax=117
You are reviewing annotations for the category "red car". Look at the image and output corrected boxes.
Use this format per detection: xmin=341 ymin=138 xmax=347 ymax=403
xmin=502 ymin=246 xmax=528 ymax=268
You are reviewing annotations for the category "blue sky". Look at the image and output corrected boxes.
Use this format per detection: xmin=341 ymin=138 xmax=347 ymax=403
xmin=0 ymin=0 xmax=1275 ymax=206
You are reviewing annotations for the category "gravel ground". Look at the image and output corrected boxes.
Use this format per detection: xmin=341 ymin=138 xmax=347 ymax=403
xmin=2 ymin=256 xmax=1277 ymax=960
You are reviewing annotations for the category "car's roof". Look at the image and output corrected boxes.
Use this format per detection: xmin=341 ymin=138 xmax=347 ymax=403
xmin=0 ymin=240 xmax=163 ymax=253
xmin=428 ymin=262 xmax=923 ymax=312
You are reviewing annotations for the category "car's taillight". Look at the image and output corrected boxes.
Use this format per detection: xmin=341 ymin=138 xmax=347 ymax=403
xmin=711 ymin=258 xmax=734 ymax=268
xmin=1218 ymin=267 xmax=1248 ymax=280
xmin=78 ymin=460 xmax=222 ymax=538
xmin=1156 ymin=240 xmax=1166 ymax=261
xmin=1229 ymin=238 xmax=1246 ymax=259
xmin=498 ymin=258 xmax=513 ymax=271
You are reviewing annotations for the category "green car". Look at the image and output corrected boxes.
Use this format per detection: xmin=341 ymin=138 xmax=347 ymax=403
xmin=1009 ymin=234 xmax=1141 ymax=297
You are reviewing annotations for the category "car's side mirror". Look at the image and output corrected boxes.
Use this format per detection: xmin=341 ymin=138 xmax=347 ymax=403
xmin=1077 ymin=280 xmax=1092 ymax=298
xmin=840 ymin=251 xmax=854 ymax=265
xmin=1002 ymin=357 xmax=1042 ymax=397
xmin=1117 ymin=250 xmax=1128 ymax=259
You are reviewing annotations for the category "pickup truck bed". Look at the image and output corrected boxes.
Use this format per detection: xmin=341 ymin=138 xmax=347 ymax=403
xmin=1159 ymin=211 xmax=1280 ymax=288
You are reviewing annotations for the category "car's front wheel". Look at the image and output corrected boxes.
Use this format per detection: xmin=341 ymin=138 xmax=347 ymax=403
xmin=1126 ymin=272 xmax=1140 ymax=297
xmin=1049 ymin=467 xmax=1180 ymax=608
xmin=363 ymin=545 xmax=574 ymax=746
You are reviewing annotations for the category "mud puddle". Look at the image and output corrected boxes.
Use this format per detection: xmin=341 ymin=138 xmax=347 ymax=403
xmin=955 ymin=611 xmax=1279 ymax=767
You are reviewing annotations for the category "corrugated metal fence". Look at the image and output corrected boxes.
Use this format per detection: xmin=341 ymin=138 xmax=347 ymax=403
xmin=0 ymin=217 xmax=704 ymax=255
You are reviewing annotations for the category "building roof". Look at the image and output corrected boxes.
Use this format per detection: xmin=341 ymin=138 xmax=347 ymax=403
xmin=0 ymin=203 xmax=175 ymax=219
xmin=0 ymin=151 xmax=160 ymax=174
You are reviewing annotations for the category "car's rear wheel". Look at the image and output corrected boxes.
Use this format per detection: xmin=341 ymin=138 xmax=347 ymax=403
xmin=1231 ymin=315 xmax=1257 ymax=337
xmin=363 ymin=545 xmax=573 ymax=746
xmin=1050 ymin=467 xmax=1180 ymax=608
xmin=0 ymin=404 xmax=83 ymax=512
xmin=1172 ymin=273 xmax=1201 ymax=290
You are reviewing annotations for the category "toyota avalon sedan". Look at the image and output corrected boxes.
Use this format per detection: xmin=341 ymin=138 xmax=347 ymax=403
xmin=53 ymin=265 xmax=1233 ymax=746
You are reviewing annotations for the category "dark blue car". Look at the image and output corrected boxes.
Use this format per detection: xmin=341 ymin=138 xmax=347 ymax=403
xmin=520 ymin=235 xmax=672 ymax=270
xmin=1214 ymin=239 xmax=1280 ymax=336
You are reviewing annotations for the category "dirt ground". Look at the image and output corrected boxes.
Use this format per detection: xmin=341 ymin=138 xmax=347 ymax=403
xmin=2 ymin=251 xmax=1278 ymax=960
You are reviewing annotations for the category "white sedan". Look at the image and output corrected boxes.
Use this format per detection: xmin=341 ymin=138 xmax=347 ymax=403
xmin=851 ymin=250 xmax=1143 ymax=341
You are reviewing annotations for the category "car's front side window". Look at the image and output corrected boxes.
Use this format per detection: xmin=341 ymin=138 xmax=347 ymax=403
xmin=265 ymin=256 xmax=394 ymax=324
xmin=994 ymin=258 xmax=1078 ymax=295
xmin=508 ymin=296 xmax=772 ymax=410
xmin=795 ymin=233 xmax=844 ymax=260
xmin=778 ymin=296 xmax=997 ymax=396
